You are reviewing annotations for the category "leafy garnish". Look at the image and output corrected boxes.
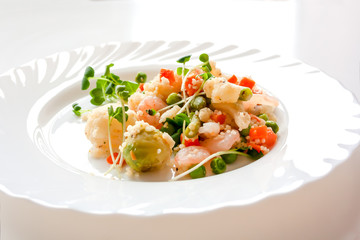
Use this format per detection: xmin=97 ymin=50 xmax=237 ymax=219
xmin=108 ymin=105 xmax=129 ymax=124
xmin=199 ymin=53 xmax=209 ymax=63
xmin=81 ymin=66 xmax=95 ymax=90
xmin=77 ymin=63 xmax=140 ymax=108
xmin=72 ymin=103 xmax=82 ymax=116
xmin=160 ymin=113 xmax=190 ymax=147
xmin=176 ymin=55 xmax=191 ymax=64
xmin=176 ymin=67 xmax=189 ymax=76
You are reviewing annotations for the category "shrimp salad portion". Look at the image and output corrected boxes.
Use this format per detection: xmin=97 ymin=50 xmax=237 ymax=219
xmin=72 ymin=54 xmax=280 ymax=181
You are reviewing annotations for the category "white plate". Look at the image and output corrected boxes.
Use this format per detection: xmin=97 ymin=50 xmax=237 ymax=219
xmin=0 ymin=41 xmax=359 ymax=216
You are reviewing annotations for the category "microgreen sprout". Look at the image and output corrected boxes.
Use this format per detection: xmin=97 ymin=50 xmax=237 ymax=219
xmin=176 ymin=55 xmax=191 ymax=64
xmin=72 ymin=103 xmax=82 ymax=116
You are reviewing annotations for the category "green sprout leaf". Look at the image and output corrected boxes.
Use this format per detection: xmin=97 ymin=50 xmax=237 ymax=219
xmin=82 ymin=66 xmax=95 ymax=90
xmin=90 ymin=88 xmax=105 ymax=106
xmin=176 ymin=67 xmax=189 ymax=76
xmin=72 ymin=103 xmax=82 ymax=116
xmin=108 ymin=105 xmax=129 ymax=124
xmin=199 ymin=53 xmax=209 ymax=63
xmin=176 ymin=55 xmax=191 ymax=64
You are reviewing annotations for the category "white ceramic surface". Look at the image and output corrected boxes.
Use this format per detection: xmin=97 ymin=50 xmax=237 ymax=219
xmin=0 ymin=41 xmax=360 ymax=217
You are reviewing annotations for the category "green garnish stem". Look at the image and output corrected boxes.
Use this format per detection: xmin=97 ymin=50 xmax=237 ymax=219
xmin=170 ymin=150 xmax=250 ymax=181
xmin=117 ymin=98 xmax=127 ymax=167
xmin=104 ymin=99 xmax=127 ymax=175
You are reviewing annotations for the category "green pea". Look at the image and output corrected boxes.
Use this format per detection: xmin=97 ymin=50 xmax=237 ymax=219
xmin=166 ymin=93 xmax=182 ymax=105
xmin=238 ymin=87 xmax=253 ymax=101
xmin=258 ymin=113 xmax=268 ymax=121
xmin=240 ymin=125 xmax=251 ymax=137
xmin=189 ymin=164 xmax=206 ymax=179
xmin=222 ymin=153 xmax=237 ymax=164
xmin=266 ymin=121 xmax=279 ymax=133
xmin=210 ymin=157 xmax=226 ymax=174
xmin=190 ymin=96 xmax=207 ymax=110
xmin=184 ymin=115 xmax=201 ymax=138
xmin=135 ymin=72 xmax=147 ymax=84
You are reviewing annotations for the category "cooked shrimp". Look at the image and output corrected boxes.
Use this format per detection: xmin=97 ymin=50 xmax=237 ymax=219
xmin=200 ymin=129 xmax=240 ymax=154
xmin=137 ymin=96 xmax=167 ymax=129
xmin=128 ymin=92 xmax=146 ymax=111
xmin=174 ymin=146 xmax=211 ymax=171
xmin=198 ymin=122 xmax=220 ymax=138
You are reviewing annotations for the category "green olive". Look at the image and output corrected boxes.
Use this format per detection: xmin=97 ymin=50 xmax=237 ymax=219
xmin=166 ymin=92 xmax=182 ymax=105
xmin=123 ymin=129 xmax=171 ymax=172
xmin=190 ymin=96 xmax=207 ymax=111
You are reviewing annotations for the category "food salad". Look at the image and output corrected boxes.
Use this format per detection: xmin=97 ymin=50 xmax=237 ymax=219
xmin=72 ymin=54 xmax=280 ymax=181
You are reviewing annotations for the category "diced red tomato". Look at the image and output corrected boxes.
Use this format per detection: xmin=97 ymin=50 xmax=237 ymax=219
xmin=106 ymin=152 xmax=126 ymax=166
xmin=180 ymin=134 xmax=200 ymax=147
xmin=239 ymin=77 xmax=256 ymax=90
xmin=249 ymin=125 xmax=277 ymax=149
xmin=185 ymin=75 xmax=203 ymax=96
xmin=248 ymin=143 xmax=262 ymax=153
xmin=227 ymin=75 xmax=238 ymax=84
xmin=210 ymin=113 xmax=226 ymax=124
xmin=139 ymin=83 xmax=144 ymax=91
xmin=160 ymin=69 xmax=175 ymax=84
xmin=249 ymin=125 xmax=268 ymax=139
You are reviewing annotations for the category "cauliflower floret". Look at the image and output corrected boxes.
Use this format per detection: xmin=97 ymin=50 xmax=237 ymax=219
xmin=82 ymin=103 xmax=136 ymax=158
xmin=212 ymin=102 xmax=251 ymax=131
xmin=203 ymin=77 xmax=243 ymax=103
xmin=198 ymin=107 xmax=213 ymax=122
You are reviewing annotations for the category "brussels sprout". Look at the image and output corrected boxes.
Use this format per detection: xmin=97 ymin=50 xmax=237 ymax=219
xmin=123 ymin=129 xmax=172 ymax=172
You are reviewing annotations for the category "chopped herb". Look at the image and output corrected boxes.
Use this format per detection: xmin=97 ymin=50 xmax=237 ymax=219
xmin=146 ymin=109 xmax=157 ymax=116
